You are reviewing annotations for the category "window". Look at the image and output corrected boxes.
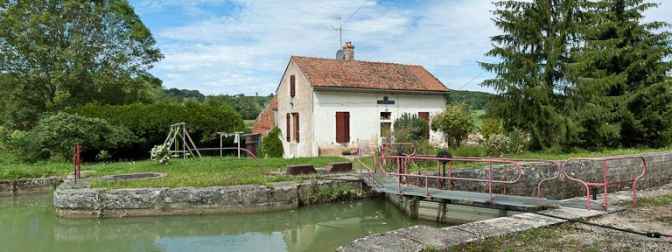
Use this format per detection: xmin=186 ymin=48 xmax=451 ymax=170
xmin=286 ymin=113 xmax=291 ymax=141
xmin=418 ymin=112 xmax=430 ymax=140
xmin=290 ymin=75 xmax=296 ymax=98
xmin=380 ymin=112 xmax=391 ymax=120
xmin=292 ymin=113 xmax=299 ymax=142
xmin=336 ymin=112 xmax=350 ymax=143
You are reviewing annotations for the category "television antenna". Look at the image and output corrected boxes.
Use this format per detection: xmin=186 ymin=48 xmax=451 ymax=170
xmin=332 ymin=16 xmax=355 ymax=49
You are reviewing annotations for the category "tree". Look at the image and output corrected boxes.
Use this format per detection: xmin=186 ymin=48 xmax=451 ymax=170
xmin=32 ymin=112 xmax=137 ymax=160
xmin=480 ymin=0 xmax=584 ymax=150
xmin=431 ymin=104 xmax=476 ymax=148
xmin=0 ymin=0 xmax=163 ymax=129
xmin=260 ymin=127 xmax=283 ymax=158
xmin=566 ymin=0 xmax=672 ymax=148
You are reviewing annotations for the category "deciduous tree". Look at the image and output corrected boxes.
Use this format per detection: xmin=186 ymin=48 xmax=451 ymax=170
xmin=0 ymin=0 xmax=163 ymax=129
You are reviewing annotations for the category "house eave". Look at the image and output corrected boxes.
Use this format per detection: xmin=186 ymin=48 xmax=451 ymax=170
xmin=312 ymin=86 xmax=450 ymax=95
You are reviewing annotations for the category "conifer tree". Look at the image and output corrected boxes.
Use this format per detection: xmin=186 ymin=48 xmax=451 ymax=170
xmin=567 ymin=0 xmax=672 ymax=148
xmin=480 ymin=0 xmax=583 ymax=150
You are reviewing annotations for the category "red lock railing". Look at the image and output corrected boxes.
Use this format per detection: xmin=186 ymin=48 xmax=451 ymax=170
xmin=562 ymin=155 xmax=647 ymax=210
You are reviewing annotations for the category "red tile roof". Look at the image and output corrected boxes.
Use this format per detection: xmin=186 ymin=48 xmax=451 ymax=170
xmin=251 ymin=96 xmax=277 ymax=138
xmin=291 ymin=56 xmax=449 ymax=92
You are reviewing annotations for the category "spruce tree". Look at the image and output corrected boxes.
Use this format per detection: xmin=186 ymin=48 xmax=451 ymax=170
xmin=567 ymin=0 xmax=672 ymax=148
xmin=480 ymin=0 xmax=583 ymax=150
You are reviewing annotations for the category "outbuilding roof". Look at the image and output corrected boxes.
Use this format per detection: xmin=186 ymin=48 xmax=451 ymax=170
xmin=291 ymin=56 xmax=449 ymax=93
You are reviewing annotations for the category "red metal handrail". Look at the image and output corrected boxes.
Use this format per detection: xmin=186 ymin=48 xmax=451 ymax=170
xmin=356 ymin=147 xmax=378 ymax=186
xmin=381 ymin=154 xmax=523 ymax=203
xmin=464 ymin=157 xmax=561 ymax=198
xmin=563 ymin=155 xmax=648 ymax=210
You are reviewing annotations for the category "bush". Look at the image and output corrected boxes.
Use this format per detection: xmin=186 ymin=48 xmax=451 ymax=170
xmin=0 ymin=128 xmax=48 ymax=163
xmin=431 ymin=104 xmax=476 ymax=148
xmin=260 ymin=127 xmax=283 ymax=158
xmin=484 ymin=134 xmax=510 ymax=157
xmin=393 ymin=113 xmax=426 ymax=143
xmin=507 ymin=128 xmax=527 ymax=155
xmin=68 ymin=101 xmax=244 ymax=159
xmin=481 ymin=118 xmax=504 ymax=139
xmin=150 ymin=144 xmax=170 ymax=165
xmin=32 ymin=112 xmax=138 ymax=161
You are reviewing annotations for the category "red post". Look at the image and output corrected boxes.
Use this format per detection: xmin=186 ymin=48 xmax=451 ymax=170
xmin=73 ymin=142 xmax=81 ymax=183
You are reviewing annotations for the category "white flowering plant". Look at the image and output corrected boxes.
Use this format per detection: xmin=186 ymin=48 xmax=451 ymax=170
xmin=151 ymin=144 xmax=170 ymax=165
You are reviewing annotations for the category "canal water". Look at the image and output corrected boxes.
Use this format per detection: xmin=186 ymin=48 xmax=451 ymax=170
xmin=0 ymin=194 xmax=447 ymax=252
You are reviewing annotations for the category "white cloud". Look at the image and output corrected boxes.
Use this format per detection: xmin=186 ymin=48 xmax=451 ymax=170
xmin=136 ymin=0 xmax=671 ymax=95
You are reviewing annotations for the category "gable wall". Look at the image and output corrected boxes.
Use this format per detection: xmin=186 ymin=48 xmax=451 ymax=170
xmin=277 ymin=61 xmax=315 ymax=157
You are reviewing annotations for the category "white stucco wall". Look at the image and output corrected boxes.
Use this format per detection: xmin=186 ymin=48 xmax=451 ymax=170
xmin=276 ymin=61 xmax=314 ymax=158
xmin=311 ymin=91 xmax=447 ymax=156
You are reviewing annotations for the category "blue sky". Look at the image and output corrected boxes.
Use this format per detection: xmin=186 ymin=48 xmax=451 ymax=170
xmin=128 ymin=0 xmax=672 ymax=96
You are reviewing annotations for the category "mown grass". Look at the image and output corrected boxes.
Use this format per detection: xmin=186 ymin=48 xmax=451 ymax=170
xmin=88 ymin=156 xmax=347 ymax=189
xmin=0 ymin=161 xmax=72 ymax=180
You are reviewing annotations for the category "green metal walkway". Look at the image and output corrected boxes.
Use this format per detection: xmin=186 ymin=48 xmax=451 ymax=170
xmin=368 ymin=173 xmax=560 ymax=209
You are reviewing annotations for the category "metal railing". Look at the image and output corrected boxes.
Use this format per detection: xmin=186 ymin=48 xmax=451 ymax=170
xmin=562 ymin=155 xmax=648 ymax=210
xmin=379 ymin=152 xmax=524 ymax=203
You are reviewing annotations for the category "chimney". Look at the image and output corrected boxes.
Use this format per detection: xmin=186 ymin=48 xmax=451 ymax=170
xmin=343 ymin=42 xmax=354 ymax=60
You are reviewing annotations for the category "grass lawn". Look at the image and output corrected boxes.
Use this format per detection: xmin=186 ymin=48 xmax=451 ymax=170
xmin=88 ymin=156 xmax=347 ymax=189
xmin=0 ymin=162 xmax=73 ymax=180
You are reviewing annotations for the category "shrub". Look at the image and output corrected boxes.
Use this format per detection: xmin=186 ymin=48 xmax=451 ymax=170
xmin=68 ymin=101 xmax=244 ymax=159
xmin=481 ymin=118 xmax=504 ymax=139
xmin=393 ymin=113 xmax=426 ymax=143
xmin=431 ymin=104 xmax=476 ymax=148
xmin=32 ymin=112 xmax=138 ymax=161
xmin=96 ymin=150 xmax=111 ymax=162
xmin=484 ymin=134 xmax=511 ymax=157
xmin=260 ymin=127 xmax=283 ymax=158
xmin=507 ymin=128 xmax=527 ymax=154
xmin=150 ymin=144 xmax=170 ymax=165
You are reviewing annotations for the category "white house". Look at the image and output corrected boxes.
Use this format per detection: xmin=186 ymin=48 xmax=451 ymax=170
xmin=252 ymin=42 xmax=450 ymax=157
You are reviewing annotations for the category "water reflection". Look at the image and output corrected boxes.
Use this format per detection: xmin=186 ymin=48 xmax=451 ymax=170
xmin=0 ymin=194 xmax=447 ymax=252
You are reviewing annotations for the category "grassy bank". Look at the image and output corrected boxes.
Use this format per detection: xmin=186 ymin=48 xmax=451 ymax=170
xmin=88 ymin=156 xmax=347 ymax=189
xmin=0 ymin=162 xmax=72 ymax=180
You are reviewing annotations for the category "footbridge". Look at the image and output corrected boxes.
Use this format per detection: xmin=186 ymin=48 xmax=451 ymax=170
xmin=357 ymin=143 xmax=647 ymax=216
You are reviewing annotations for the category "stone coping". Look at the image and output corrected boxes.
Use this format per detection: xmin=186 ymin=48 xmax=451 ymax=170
xmin=336 ymin=183 xmax=672 ymax=252
xmin=53 ymin=175 xmax=375 ymax=218
xmin=0 ymin=177 xmax=61 ymax=196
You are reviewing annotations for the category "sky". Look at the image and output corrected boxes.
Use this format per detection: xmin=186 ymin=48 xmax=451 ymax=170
xmin=128 ymin=0 xmax=672 ymax=96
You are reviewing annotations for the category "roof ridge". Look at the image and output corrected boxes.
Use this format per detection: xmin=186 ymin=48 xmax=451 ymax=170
xmin=291 ymin=55 xmax=423 ymax=67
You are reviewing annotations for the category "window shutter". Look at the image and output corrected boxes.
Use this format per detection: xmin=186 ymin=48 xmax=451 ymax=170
xmin=418 ymin=112 xmax=430 ymax=140
xmin=344 ymin=112 xmax=350 ymax=142
xmin=286 ymin=113 xmax=290 ymax=141
xmin=293 ymin=113 xmax=299 ymax=142
xmin=290 ymin=75 xmax=296 ymax=98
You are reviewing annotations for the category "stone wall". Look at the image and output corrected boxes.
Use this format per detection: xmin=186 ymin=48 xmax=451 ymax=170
xmin=54 ymin=178 xmax=376 ymax=218
xmin=0 ymin=178 xmax=61 ymax=196
xmin=422 ymin=152 xmax=672 ymax=200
